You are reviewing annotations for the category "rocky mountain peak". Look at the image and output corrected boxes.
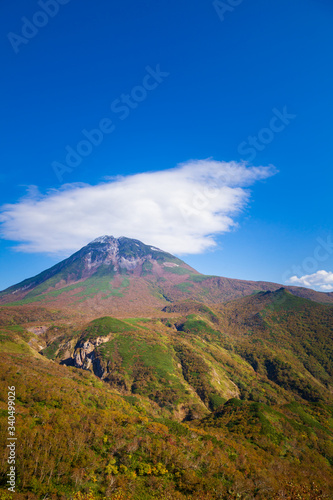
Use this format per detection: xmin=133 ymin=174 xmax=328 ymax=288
xmin=83 ymin=236 xmax=167 ymax=272
xmin=0 ymin=236 xmax=192 ymax=302
xmin=91 ymin=235 xmax=116 ymax=244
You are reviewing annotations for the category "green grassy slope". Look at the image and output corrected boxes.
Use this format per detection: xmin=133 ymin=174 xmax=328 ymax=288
xmin=1 ymin=291 xmax=333 ymax=499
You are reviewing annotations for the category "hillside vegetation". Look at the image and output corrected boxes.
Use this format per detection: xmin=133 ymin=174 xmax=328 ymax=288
xmin=1 ymin=289 xmax=333 ymax=499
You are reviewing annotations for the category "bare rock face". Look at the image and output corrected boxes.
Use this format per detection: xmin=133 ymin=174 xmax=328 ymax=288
xmin=73 ymin=335 xmax=111 ymax=377
xmin=28 ymin=338 xmax=46 ymax=351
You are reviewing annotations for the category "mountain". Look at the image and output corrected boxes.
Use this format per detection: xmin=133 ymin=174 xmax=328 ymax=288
xmin=0 ymin=236 xmax=198 ymax=315
xmin=0 ymin=235 xmax=196 ymax=297
xmin=1 ymin=236 xmax=332 ymax=317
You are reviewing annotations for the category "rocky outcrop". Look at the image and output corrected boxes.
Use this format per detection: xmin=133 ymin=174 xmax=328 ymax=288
xmin=72 ymin=335 xmax=111 ymax=377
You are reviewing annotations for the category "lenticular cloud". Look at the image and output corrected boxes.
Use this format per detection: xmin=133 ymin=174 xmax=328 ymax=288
xmin=0 ymin=159 xmax=276 ymax=255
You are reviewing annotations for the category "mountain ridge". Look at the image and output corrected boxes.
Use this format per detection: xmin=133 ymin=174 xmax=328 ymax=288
xmin=1 ymin=236 xmax=332 ymax=315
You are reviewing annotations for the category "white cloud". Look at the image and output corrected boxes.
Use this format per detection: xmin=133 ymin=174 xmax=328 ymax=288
xmin=0 ymin=159 xmax=276 ymax=255
xmin=288 ymin=270 xmax=333 ymax=292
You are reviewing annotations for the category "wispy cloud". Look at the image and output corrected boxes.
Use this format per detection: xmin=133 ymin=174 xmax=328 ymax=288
xmin=288 ymin=270 xmax=333 ymax=291
xmin=0 ymin=159 xmax=276 ymax=255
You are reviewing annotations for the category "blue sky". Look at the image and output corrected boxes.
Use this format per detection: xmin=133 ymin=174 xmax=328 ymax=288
xmin=0 ymin=0 xmax=332 ymax=291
